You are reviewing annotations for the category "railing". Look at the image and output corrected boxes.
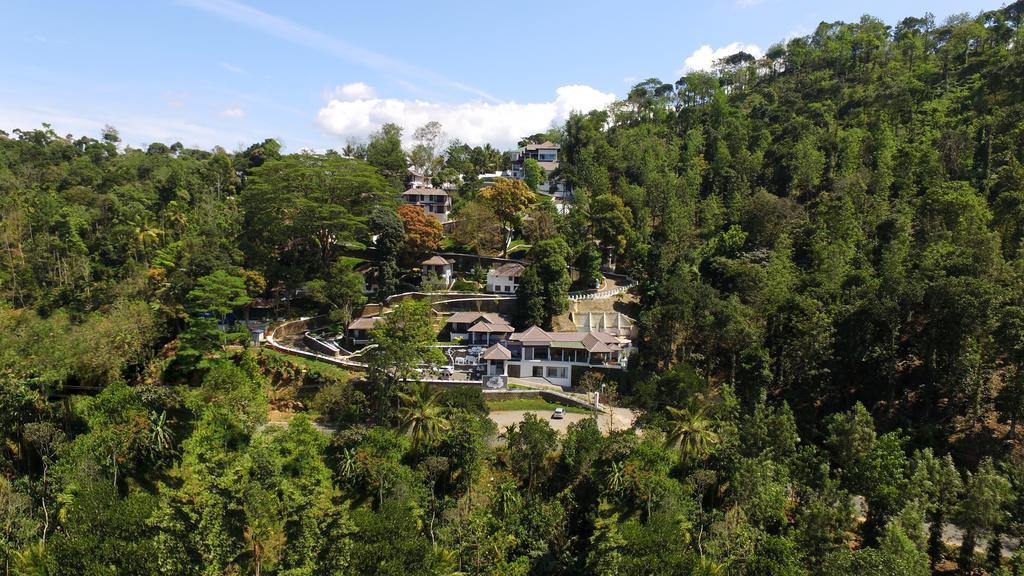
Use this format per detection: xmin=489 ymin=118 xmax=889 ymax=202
xmin=568 ymin=281 xmax=636 ymax=301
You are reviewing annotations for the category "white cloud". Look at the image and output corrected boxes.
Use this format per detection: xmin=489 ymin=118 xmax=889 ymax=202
xmin=219 ymin=61 xmax=247 ymax=75
xmin=221 ymin=107 xmax=246 ymax=118
xmin=181 ymin=0 xmax=500 ymax=102
xmin=324 ymin=82 xmax=376 ymax=101
xmin=315 ymin=84 xmax=616 ymax=149
xmin=735 ymin=0 xmax=763 ymax=6
xmin=680 ymin=42 xmax=763 ymax=73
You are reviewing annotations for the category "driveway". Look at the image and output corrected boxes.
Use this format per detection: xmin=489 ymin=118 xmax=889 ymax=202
xmin=489 ymin=406 xmax=635 ymax=436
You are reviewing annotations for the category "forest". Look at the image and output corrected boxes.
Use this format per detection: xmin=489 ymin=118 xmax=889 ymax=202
xmin=1 ymin=2 xmax=1024 ymax=575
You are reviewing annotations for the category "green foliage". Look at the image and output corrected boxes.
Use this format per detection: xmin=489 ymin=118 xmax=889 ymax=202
xmin=516 ymin=238 xmax=571 ymax=328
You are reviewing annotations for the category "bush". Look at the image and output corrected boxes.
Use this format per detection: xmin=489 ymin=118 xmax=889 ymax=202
xmin=310 ymin=381 xmax=368 ymax=426
xmin=451 ymin=278 xmax=478 ymax=292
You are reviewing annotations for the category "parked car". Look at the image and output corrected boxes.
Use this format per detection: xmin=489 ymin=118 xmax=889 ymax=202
xmin=552 ymin=407 xmax=565 ymax=419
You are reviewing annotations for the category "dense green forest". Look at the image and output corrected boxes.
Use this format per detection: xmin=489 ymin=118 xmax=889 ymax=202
xmin=2 ymin=3 xmax=1024 ymax=575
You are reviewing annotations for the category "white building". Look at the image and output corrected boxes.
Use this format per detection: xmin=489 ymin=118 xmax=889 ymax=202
xmin=402 ymin=187 xmax=452 ymax=223
xmin=481 ymin=326 xmax=630 ymax=388
xmin=486 ymin=262 xmax=525 ymax=294
xmin=510 ymin=141 xmax=569 ymax=200
xmin=420 ymin=255 xmax=455 ymax=287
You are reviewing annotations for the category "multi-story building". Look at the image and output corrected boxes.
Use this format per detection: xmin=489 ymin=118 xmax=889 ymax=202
xmin=510 ymin=141 xmax=569 ymax=200
xmin=480 ymin=326 xmax=630 ymax=387
xmin=401 ymin=187 xmax=452 ymax=223
xmin=486 ymin=262 xmax=525 ymax=294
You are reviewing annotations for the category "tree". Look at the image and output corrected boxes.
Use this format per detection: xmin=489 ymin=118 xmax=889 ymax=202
xmin=369 ymin=205 xmax=406 ymax=298
xmin=451 ymin=200 xmax=505 ymax=254
xmin=409 ymin=121 xmax=446 ymax=180
xmin=366 ymin=123 xmax=407 ymax=190
xmin=364 ymin=300 xmax=445 ymax=421
xmin=187 ymin=270 xmax=251 ymax=322
xmin=590 ymin=193 xmax=634 ymax=268
xmin=397 ymin=204 xmax=443 ymax=264
xmin=479 ymin=177 xmax=534 ymax=256
xmin=522 ymin=158 xmax=547 ymax=192
xmin=505 ymin=412 xmax=558 ymax=492
xmin=397 ymin=383 xmax=450 ymax=452
xmin=516 ymin=238 xmax=571 ymax=329
xmin=243 ymin=154 xmax=389 ymax=273
xmin=664 ymin=399 xmax=719 ymax=466
xmin=956 ymin=458 xmax=1013 ymax=572
xmin=307 ymin=258 xmax=367 ymax=324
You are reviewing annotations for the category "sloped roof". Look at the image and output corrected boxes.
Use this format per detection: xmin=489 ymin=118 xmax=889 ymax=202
xmin=468 ymin=320 xmax=514 ymax=333
xmin=347 ymin=316 xmax=382 ymax=331
xmin=481 ymin=343 xmax=512 ymax=361
xmin=446 ymin=312 xmax=507 ymax=325
xmin=523 ymin=141 xmax=559 ymax=151
xmin=511 ymin=326 xmax=553 ymax=344
xmin=421 ymin=255 xmax=454 ymax=266
xmin=489 ymin=262 xmax=525 ymax=277
xmin=402 ymin=187 xmax=448 ymax=197
xmin=511 ymin=326 xmax=624 ymax=352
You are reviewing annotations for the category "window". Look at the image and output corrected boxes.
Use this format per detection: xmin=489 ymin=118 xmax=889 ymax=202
xmin=532 ymin=366 xmax=544 ymax=378
xmin=546 ymin=367 xmax=567 ymax=380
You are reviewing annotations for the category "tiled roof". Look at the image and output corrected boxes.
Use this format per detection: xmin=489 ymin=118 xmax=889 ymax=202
xmin=481 ymin=343 xmax=512 ymax=360
xmin=421 ymin=255 xmax=454 ymax=266
xmin=347 ymin=316 xmax=382 ymax=330
xmin=402 ymin=187 xmax=449 ymax=197
xmin=446 ymin=312 xmax=507 ymax=325
xmin=511 ymin=326 xmax=625 ymax=352
xmin=467 ymin=321 xmax=514 ymax=333
xmin=523 ymin=141 xmax=559 ymax=151
xmin=489 ymin=262 xmax=525 ymax=277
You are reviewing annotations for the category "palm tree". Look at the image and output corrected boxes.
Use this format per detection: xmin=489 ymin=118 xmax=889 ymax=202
xmin=665 ymin=398 xmax=719 ymax=466
xmin=131 ymin=215 xmax=162 ymax=259
xmin=397 ymin=383 xmax=450 ymax=451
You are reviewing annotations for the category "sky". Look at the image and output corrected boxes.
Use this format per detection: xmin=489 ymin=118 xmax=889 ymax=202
xmin=0 ymin=0 xmax=1006 ymax=152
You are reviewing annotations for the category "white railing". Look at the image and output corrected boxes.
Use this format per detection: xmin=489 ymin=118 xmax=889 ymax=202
xmin=569 ymin=281 xmax=636 ymax=301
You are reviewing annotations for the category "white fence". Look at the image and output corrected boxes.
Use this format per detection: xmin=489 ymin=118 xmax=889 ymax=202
xmin=569 ymin=281 xmax=636 ymax=301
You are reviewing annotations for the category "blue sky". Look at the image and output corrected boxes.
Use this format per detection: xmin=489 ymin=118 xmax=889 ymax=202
xmin=1 ymin=0 xmax=1004 ymax=151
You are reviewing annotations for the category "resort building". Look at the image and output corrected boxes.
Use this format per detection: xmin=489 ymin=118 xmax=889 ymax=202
xmin=480 ymin=326 xmax=630 ymax=387
xmin=420 ymin=255 xmax=455 ymax=287
xmin=486 ymin=262 xmax=525 ymax=294
xmin=444 ymin=312 xmax=514 ymax=345
xmin=346 ymin=316 xmax=383 ymax=346
xmin=401 ymin=187 xmax=452 ymax=223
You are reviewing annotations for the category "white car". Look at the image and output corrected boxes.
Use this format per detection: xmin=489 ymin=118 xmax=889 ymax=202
xmin=552 ymin=408 xmax=565 ymax=420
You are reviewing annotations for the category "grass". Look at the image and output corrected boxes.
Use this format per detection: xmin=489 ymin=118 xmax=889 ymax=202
xmin=260 ymin=348 xmax=351 ymax=381
xmin=486 ymin=398 xmax=592 ymax=414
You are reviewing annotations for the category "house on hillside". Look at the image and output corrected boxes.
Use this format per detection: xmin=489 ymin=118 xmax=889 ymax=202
xmin=486 ymin=262 xmax=525 ymax=294
xmin=444 ymin=311 xmax=514 ymax=344
xmin=354 ymin=262 xmax=380 ymax=295
xmin=510 ymin=141 xmax=568 ymax=200
xmin=346 ymin=316 xmax=383 ymax=345
xmin=420 ymin=255 xmax=455 ymax=287
xmin=481 ymin=326 xmax=631 ymax=387
xmin=402 ymin=187 xmax=452 ymax=223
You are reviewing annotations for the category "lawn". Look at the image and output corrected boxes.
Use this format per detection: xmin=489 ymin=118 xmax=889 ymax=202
xmin=486 ymin=397 xmax=592 ymax=414
xmin=260 ymin=348 xmax=351 ymax=381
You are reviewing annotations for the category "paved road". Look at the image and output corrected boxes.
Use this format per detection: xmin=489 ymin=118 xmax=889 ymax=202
xmin=489 ymin=407 xmax=635 ymax=436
